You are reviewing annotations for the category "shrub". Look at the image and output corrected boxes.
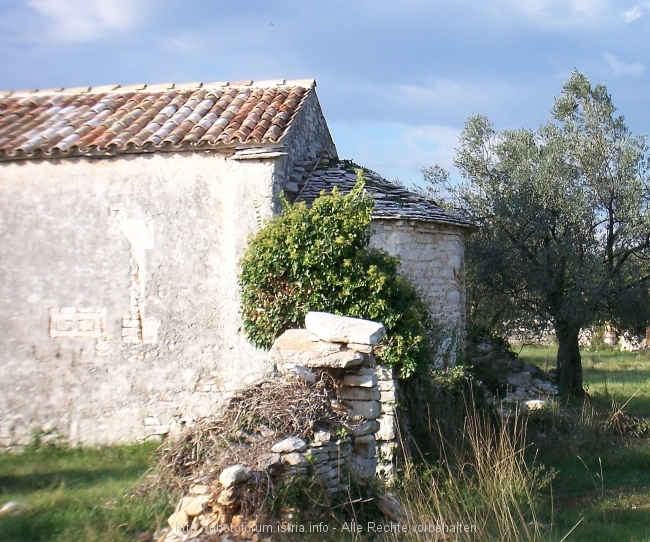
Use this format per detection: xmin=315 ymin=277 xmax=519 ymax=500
xmin=238 ymin=172 xmax=437 ymax=377
xmin=400 ymin=366 xmax=492 ymax=464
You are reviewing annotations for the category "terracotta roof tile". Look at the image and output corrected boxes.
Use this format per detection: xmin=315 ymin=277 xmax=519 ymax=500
xmin=0 ymin=79 xmax=315 ymax=160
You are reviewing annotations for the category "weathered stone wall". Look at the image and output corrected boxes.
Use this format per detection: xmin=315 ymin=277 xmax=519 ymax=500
xmin=369 ymin=219 xmax=468 ymax=360
xmin=271 ymin=87 xmax=337 ymax=207
xmin=0 ymin=151 xmax=277 ymax=448
xmin=270 ymin=312 xmax=400 ymax=481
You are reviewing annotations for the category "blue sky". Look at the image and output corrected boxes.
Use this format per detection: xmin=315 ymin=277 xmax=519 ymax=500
xmin=1 ymin=0 xmax=649 ymax=186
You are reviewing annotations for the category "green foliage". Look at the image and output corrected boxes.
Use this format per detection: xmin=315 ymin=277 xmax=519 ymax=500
xmin=400 ymin=366 xmax=493 ymax=465
xmin=519 ymin=347 xmax=650 ymax=541
xmin=425 ymin=71 xmax=650 ymax=396
xmin=0 ymin=443 xmax=171 ymax=542
xmin=239 ymin=171 xmax=437 ymax=377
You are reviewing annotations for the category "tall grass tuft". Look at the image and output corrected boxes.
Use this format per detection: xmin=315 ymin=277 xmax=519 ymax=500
xmin=396 ymin=371 xmax=551 ymax=542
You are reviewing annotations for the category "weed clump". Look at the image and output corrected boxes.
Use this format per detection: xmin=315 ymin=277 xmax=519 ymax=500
xmin=396 ymin=368 xmax=551 ymax=541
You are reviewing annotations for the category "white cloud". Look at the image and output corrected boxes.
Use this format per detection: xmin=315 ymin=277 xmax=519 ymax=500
xmin=392 ymin=79 xmax=519 ymax=121
xmin=402 ymin=125 xmax=462 ymax=172
xmin=494 ymin=0 xmax=613 ymax=27
xmin=623 ymin=6 xmax=643 ymax=22
xmin=603 ymin=53 xmax=645 ymax=76
xmin=330 ymin=121 xmax=462 ymax=187
xmin=570 ymin=0 xmax=608 ymax=18
xmin=27 ymin=0 xmax=143 ymax=41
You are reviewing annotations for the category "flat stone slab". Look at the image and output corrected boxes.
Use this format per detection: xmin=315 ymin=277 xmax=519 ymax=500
xmin=346 ymin=343 xmax=374 ymax=354
xmin=283 ymin=452 xmax=308 ymax=466
xmin=343 ymin=374 xmax=378 ymax=388
xmin=281 ymin=363 xmax=316 ymax=383
xmin=378 ymin=379 xmax=398 ymax=391
xmin=181 ymin=495 xmax=209 ymax=516
xmin=305 ymin=312 xmax=385 ymax=345
xmin=377 ymin=441 xmax=397 ymax=461
xmin=257 ymin=453 xmax=282 ymax=471
xmin=219 ymin=465 xmax=253 ymax=488
xmin=522 ymin=399 xmax=547 ymax=411
xmin=345 ymin=400 xmax=381 ymax=419
xmin=353 ymin=436 xmax=376 ymax=459
xmin=348 ymin=420 xmax=380 ymax=436
xmin=270 ymin=329 xmax=364 ymax=368
xmin=0 ymin=502 xmax=29 ymax=517
xmin=271 ymin=436 xmax=307 ymax=453
xmin=376 ymin=414 xmax=397 ymax=441
xmin=338 ymin=385 xmax=380 ymax=401
xmin=313 ymin=428 xmax=332 ymax=442
xmin=168 ymin=509 xmax=189 ymax=529
xmin=507 ymin=372 xmax=532 ymax=388
xmin=375 ymin=365 xmax=394 ymax=380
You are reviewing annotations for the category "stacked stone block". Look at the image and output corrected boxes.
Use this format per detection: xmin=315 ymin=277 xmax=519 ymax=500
xmin=271 ymin=434 xmax=352 ymax=494
xmin=270 ymin=312 xmax=401 ymax=480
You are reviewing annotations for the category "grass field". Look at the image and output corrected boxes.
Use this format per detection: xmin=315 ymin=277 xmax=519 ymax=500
xmin=0 ymin=443 xmax=172 ymax=542
xmin=519 ymin=345 xmax=650 ymax=542
xmin=519 ymin=345 xmax=650 ymax=417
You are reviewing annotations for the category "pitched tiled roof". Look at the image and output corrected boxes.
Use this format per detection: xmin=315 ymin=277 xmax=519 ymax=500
xmin=0 ymin=79 xmax=314 ymax=161
xmin=295 ymin=164 xmax=474 ymax=228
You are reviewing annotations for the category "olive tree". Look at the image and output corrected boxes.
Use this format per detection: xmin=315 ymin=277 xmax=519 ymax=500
xmin=425 ymin=72 xmax=650 ymax=397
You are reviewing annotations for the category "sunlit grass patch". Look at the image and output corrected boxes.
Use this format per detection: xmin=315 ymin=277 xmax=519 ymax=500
xmin=0 ymin=443 xmax=172 ymax=542
xmin=519 ymin=345 xmax=650 ymax=541
xmin=519 ymin=345 xmax=650 ymax=418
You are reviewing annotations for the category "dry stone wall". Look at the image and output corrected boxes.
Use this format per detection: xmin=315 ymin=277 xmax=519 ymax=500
xmin=158 ymin=312 xmax=403 ymax=541
xmin=270 ymin=312 xmax=401 ymax=481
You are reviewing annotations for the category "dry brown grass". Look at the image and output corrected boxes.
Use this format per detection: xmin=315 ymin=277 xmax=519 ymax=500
xmin=156 ymin=376 xmax=348 ymax=492
xmin=392 ymin=390 xmax=552 ymax=542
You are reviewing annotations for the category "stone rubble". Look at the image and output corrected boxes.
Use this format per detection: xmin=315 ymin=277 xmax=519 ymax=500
xmin=159 ymin=434 xmax=355 ymax=542
xmin=270 ymin=436 xmax=307 ymax=454
xmin=158 ymin=312 xmax=403 ymax=541
xmin=218 ymin=466 xmax=253 ymax=488
xmin=467 ymin=335 xmax=559 ymax=406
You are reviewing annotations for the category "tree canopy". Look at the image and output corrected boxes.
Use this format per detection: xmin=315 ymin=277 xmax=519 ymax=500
xmin=425 ymin=71 xmax=650 ymax=396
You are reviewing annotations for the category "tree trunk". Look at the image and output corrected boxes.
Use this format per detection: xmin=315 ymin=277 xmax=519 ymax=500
xmin=555 ymin=321 xmax=586 ymax=398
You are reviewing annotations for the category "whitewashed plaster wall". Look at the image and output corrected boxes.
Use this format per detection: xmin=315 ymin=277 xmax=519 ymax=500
xmin=369 ymin=219 xmax=468 ymax=363
xmin=0 ymin=150 xmax=276 ymax=448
